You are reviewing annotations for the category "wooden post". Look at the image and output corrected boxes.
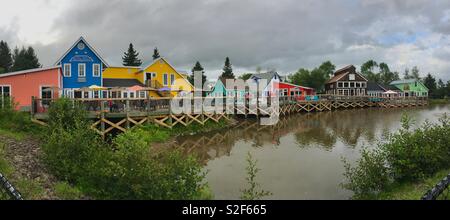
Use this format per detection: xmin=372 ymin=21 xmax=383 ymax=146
xmin=100 ymin=101 xmax=105 ymax=139
xmin=126 ymin=99 xmax=130 ymax=129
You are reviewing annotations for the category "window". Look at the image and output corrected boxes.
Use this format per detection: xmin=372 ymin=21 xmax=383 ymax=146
xmin=40 ymin=86 xmax=52 ymax=106
xmin=356 ymin=82 xmax=360 ymax=88
xmin=130 ymin=92 xmax=135 ymax=98
xmin=123 ymin=92 xmax=128 ymax=98
xmin=78 ymin=63 xmax=86 ymax=77
xmin=344 ymin=82 xmax=349 ymax=88
xmin=139 ymin=91 xmax=146 ymax=98
xmin=63 ymin=64 xmax=71 ymax=77
xmin=93 ymin=91 xmax=100 ymax=99
xmin=163 ymin=73 xmax=168 ymax=86
xmin=0 ymin=86 xmax=11 ymax=98
xmin=103 ymin=91 xmax=108 ymax=99
xmin=83 ymin=92 xmax=89 ymax=99
xmin=350 ymin=82 xmax=355 ymax=87
xmin=349 ymin=74 xmax=355 ymax=81
xmin=93 ymin=64 xmax=100 ymax=77
xmin=362 ymin=82 xmax=366 ymax=88
xmin=170 ymin=74 xmax=175 ymax=85
xmin=338 ymin=82 xmax=343 ymax=88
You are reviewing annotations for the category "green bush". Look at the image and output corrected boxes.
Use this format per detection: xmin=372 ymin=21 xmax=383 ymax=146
xmin=54 ymin=182 xmax=83 ymax=200
xmin=0 ymin=97 xmax=39 ymax=134
xmin=82 ymin=128 xmax=207 ymax=200
xmin=342 ymin=148 xmax=390 ymax=197
xmin=42 ymin=98 xmax=209 ymax=200
xmin=343 ymin=113 xmax=450 ymax=198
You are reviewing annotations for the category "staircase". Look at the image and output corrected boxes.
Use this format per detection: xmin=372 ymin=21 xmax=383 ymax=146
xmin=147 ymin=80 xmax=171 ymax=97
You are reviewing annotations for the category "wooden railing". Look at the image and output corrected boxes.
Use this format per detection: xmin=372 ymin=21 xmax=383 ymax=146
xmin=30 ymin=95 xmax=428 ymax=116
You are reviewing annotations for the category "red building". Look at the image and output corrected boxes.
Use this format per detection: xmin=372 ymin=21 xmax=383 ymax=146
xmin=273 ymin=82 xmax=315 ymax=100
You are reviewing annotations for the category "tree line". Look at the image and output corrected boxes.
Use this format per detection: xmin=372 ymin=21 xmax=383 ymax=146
xmin=0 ymin=40 xmax=41 ymax=74
xmin=287 ymin=59 xmax=450 ymax=98
xmin=2 ymin=39 xmax=449 ymax=99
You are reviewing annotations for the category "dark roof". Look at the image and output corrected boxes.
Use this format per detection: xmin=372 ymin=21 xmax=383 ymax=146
xmin=367 ymin=81 xmax=386 ymax=91
xmin=103 ymin=78 xmax=144 ymax=87
xmin=327 ymin=73 xmax=346 ymax=84
xmin=250 ymin=71 xmax=281 ymax=86
xmin=381 ymin=84 xmax=402 ymax=92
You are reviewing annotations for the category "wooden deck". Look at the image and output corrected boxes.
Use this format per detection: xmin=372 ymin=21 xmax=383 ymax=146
xmin=30 ymin=95 xmax=428 ymax=137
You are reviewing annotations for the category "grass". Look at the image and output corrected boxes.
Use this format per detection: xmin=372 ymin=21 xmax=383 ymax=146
xmin=0 ymin=143 xmax=45 ymax=200
xmin=429 ymin=99 xmax=450 ymax=105
xmin=0 ymin=128 xmax=27 ymax=141
xmin=373 ymin=168 xmax=450 ymax=200
xmin=54 ymin=182 xmax=83 ymax=200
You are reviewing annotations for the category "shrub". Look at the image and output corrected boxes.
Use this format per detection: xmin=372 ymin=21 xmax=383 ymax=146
xmin=42 ymin=99 xmax=209 ymax=200
xmin=84 ymin=128 xmax=208 ymax=200
xmin=342 ymin=113 xmax=450 ymax=198
xmin=241 ymin=152 xmax=272 ymax=200
xmin=54 ymin=182 xmax=83 ymax=200
xmin=342 ymin=148 xmax=390 ymax=197
xmin=0 ymin=97 xmax=39 ymax=134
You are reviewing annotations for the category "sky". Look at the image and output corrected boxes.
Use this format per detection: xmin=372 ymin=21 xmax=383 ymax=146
xmin=0 ymin=0 xmax=450 ymax=81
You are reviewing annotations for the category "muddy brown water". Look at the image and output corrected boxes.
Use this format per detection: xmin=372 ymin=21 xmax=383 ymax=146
xmin=175 ymin=104 xmax=450 ymax=199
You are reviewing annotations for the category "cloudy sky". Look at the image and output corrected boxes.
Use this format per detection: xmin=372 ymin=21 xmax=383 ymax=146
xmin=1 ymin=0 xmax=450 ymax=81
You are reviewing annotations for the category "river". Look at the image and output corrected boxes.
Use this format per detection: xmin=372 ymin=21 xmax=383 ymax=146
xmin=175 ymin=104 xmax=450 ymax=199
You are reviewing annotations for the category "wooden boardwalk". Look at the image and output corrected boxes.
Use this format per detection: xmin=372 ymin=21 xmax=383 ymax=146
xmin=31 ymin=95 xmax=428 ymax=137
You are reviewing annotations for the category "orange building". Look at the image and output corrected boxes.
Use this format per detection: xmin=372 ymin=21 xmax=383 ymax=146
xmin=0 ymin=66 xmax=61 ymax=111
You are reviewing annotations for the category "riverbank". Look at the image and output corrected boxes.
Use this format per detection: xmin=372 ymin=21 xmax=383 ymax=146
xmin=372 ymin=168 xmax=450 ymax=200
xmin=429 ymin=98 xmax=449 ymax=105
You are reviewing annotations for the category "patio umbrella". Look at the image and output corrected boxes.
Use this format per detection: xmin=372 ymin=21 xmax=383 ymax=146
xmin=128 ymin=85 xmax=145 ymax=92
xmin=88 ymin=85 xmax=107 ymax=91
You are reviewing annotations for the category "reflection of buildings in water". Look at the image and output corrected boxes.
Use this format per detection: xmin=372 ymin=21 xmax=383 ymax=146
xmin=174 ymin=107 xmax=419 ymax=164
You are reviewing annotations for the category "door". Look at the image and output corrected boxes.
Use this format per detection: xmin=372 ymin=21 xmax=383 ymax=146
xmin=41 ymin=86 xmax=53 ymax=106
xmin=146 ymin=72 xmax=152 ymax=86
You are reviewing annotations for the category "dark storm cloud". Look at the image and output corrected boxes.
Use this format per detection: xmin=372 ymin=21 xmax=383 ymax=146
xmin=7 ymin=0 xmax=450 ymax=79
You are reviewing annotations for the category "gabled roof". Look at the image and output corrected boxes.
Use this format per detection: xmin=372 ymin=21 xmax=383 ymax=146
xmin=54 ymin=36 xmax=109 ymax=67
xmin=367 ymin=81 xmax=386 ymax=91
xmin=326 ymin=65 xmax=367 ymax=84
xmin=250 ymin=71 xmax=281 ymax=87
xmin=140 ymin=57 xmax=193 ymax=88
xmin=390 ymin=79 xmax=419 ymax=85
xmin=0 ymin=66 xmax=61 ymax=78
xmin=277 ymin=81 xmax=315 ymax=90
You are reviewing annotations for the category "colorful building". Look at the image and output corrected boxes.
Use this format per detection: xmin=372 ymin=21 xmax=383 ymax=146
xmin=209 ymin=77 xmax=246 ymax=97
xmin=0 ymin=66 xmax=61 ymax=111
xmin=55 ymin=37 xmax=109 ymax=98
xmin=390 ymin=79 xmax=428 ymax=97
xmin=103 ymin=57 xmax=193 ymax=97
xmin=249 ymin=71 xmax=282 ymax=97
xmin=325 ymin=65 xmax=368 ymax=96
xmin=273 ymin=82 xmax=315 ymax=100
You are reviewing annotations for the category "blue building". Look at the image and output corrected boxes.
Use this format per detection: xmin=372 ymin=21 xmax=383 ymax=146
xmin=55 ymin=36 xmax=109 ymax=98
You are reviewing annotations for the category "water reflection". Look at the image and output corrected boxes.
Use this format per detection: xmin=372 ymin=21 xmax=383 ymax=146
xmin=173 ymin=105 xmax=449 ymax=199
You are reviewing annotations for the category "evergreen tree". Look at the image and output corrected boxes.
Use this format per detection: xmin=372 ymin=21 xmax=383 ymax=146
xmin=411 ymin=66 xmax=421 ymax=80
xmin=153 ymin=47 xmax=160 ymax=60
xmin=423 ymin=73 xmax=437 ymax=98
xmin=11 ymin=46 xmax=41 ymax=72
xmin=189 ymin=61 xmax=207 ymax=86
xmin=122 ymin=43 xmax=142 ymax=66
xmin=221 ymin=57 xmax=235 ymax=79
xmin=0 ymin=40 xmax=13 ymax=73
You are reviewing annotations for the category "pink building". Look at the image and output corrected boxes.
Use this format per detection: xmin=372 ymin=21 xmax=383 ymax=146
xmin=0 ymin=66 xmax=61 ymax=111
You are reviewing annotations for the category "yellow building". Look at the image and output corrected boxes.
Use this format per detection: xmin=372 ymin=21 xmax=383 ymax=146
xmin=103 ymin=57 xmax=193 ymax=97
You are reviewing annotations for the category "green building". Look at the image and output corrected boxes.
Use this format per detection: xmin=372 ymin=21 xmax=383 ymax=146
xmin=390 ymin=79 xmax=429 ymax=97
